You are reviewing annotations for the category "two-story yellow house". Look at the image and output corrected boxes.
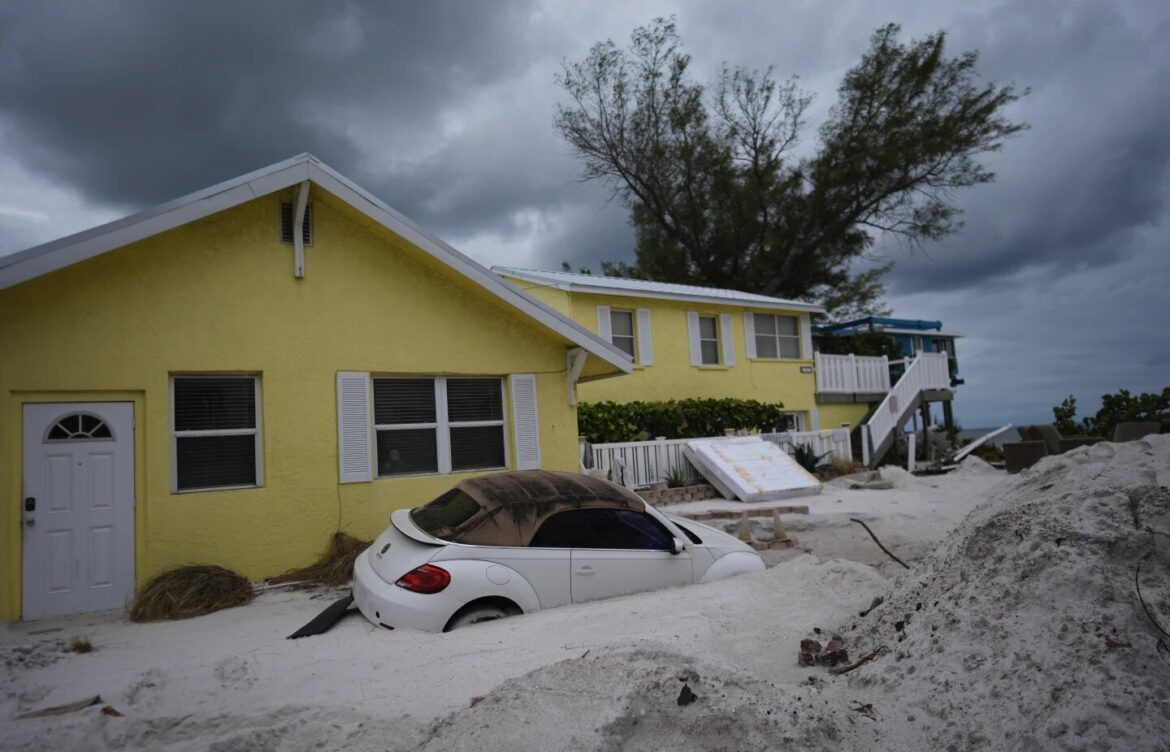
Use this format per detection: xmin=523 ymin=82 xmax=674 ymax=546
xmin=494 ymin=268 xmax=871 ymax=433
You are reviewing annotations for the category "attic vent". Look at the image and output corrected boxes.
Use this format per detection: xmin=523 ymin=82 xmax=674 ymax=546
xmin=280 ymin=201 xmax=313 ymax=245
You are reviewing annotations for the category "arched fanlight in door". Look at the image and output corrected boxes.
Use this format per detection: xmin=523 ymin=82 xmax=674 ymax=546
xmin=44 ymin=412 xmax=114 ymax=442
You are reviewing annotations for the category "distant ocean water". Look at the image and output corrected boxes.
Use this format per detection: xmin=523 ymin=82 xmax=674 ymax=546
xmin=956 ymin=427 xmax=1022 ymax=447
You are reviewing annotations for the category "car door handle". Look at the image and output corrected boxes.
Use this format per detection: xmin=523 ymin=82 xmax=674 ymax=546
xmin=573 ymin=566 xmax=595 ymax=576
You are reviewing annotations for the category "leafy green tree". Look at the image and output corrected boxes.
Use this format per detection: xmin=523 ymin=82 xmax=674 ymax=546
xmin=556 ymin=19 xmax=1026 ymax=317
xmin=1051 ymin=388 xmax=1169 ymax=438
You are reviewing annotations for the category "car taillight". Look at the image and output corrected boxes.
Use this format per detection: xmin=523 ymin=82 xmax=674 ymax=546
xmin=395 ymin=564 xmax=451 ymax=594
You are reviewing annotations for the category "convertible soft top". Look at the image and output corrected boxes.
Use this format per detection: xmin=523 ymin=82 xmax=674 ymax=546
xmin=409 ymin=470 xmax=645 ymax=547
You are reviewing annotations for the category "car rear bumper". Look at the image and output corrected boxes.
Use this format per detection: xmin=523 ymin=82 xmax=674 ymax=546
xmin=353 ymin=551 xmax=460 ymax=633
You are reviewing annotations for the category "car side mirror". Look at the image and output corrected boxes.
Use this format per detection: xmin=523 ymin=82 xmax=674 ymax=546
xmin=670 ymin=537 xmax=685 ymax=555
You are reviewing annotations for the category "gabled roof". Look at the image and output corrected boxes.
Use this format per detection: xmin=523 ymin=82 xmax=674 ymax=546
xmin=0 ymin=154 xmax=632 ymax=374
xmin=493 ymin=266 xmax=825 ymax=313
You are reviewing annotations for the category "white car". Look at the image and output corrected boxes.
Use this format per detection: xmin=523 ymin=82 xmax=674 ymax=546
xmin=352 ymin=470 xmax=765 ymax=632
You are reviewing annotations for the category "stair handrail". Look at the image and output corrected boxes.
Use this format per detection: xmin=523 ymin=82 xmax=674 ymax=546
xmin=864 ymin=353 xmax=951 ymax=461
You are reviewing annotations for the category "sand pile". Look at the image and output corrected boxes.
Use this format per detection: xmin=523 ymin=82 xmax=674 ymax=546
xmin=839 ymin=437 xmax=1170 ymax=751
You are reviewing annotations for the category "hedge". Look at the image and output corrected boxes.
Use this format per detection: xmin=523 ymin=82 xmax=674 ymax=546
xmin=578 ymin=398 xmax=788 ymax=443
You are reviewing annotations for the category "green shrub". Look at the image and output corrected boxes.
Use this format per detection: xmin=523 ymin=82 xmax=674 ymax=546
xmin=578 ymin=398 xmax=788 ymax=443
xmin=791 ymin=443 xmax=832 ymax=474
xmin=663 ymin=468 xmax=691 ymax=488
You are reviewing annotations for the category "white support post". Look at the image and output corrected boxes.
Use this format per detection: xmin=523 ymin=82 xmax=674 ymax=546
xmin=906 ymin=432 xmax=916 ymax=473
xmin=566 ymin=347 xmax=587 ymax=406
xmin=293 ymin=180 xmax=310 ymax=279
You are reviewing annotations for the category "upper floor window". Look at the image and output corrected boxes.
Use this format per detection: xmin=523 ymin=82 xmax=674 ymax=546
xmin=609 ymin=309 xmax=636 ymax=359
xmin=172 ymin=375 xmax=261 ymax=492
xmin=374 ymin=377 xmax=505 ymax=477
xmin=754 ymin=314 xmax=801 ymax=359
xmin=698 ymin=315 xmax=720 ymax=365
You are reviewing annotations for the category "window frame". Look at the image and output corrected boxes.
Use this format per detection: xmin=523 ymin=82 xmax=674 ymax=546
xmin=752 ymin=314 xmax=802 ymax=360
xmin=373 ymin=376 xmax=508 ymax=477
xmin=170 ymin=374 xmax=263 ymax=494
xmin=697 ymin=314 xmax=721 ymax=366
xmin=608 ymin=308 xmax=636 ymax=360
xmin=529 ymin=508 xmax=676 ymax=551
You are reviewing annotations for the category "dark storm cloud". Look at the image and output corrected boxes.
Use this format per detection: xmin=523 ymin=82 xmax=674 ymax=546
xmin=1 ymin=0 xmax=1168 ymax=427
xmin=0 ymin=0 xmax=541 ymax=216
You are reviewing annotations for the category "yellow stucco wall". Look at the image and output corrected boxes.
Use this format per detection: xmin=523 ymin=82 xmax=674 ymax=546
xmin=0 ymin=190 xmax=595 ymax=619
xmin=541 ymin=289 xmax=819 ymax=427
xmin=816 ymin=403 xmax=872 ymax=432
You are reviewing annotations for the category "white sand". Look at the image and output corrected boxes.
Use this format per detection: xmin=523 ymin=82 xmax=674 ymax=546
xmin=3 ymin=441 xmax=1167 ymax=751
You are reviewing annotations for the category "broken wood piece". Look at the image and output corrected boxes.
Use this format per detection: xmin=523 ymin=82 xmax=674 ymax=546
xmin=17 ymin=695 xmax=101 ymax=719
xmin=831 ymin=646 xmax=889 ymax=676
xmin=849 ymin=518 xmax=910 ymax=569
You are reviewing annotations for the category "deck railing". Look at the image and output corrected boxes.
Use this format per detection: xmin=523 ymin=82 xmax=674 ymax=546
xmin=814 ymin=353 xmax=891 ymax=394
xmin=584 ymin=430 xmax=853 ymax=489
xmin=863 ymin=352 xmax=952 ymax=465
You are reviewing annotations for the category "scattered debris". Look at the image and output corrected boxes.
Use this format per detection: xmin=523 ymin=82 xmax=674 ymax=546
xmin=799 ymin=634 xmax=849 ymax=667
xmin=830 ymin=647 xmax=889 ymax=676
xmin=859 ymin=596 xmax=884 ymax=617
xmin=850 ymin=701 xmax=877 ymax=720
xmin=100 ymin=705 xmax=124 ymax=717
xmin=130 ymin=565 xmax=255 ymax=622
xmin=69 ymin=637 xmax=94 ymax=654
xmin=469 ymin=696 xmax=485 ymax=708
xmin=268 ymin=532 xmax=372 ymax=588
xmin=17 ymin=695 xmax=102 ymax=719
xmin=849 ymin=518 xmax=911 ymax=569
xmin=677 ymin=683 xmax=697 ymax=706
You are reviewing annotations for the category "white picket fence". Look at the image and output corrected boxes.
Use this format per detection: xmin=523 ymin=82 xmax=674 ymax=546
xmin=584 ymin=430 xmax=854 ymax=489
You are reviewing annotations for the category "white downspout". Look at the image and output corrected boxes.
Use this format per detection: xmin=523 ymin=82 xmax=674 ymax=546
xmin=293 ymin=180 xmax=310 ymax=279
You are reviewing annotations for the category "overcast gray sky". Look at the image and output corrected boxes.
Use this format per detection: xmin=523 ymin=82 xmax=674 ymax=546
xmin=2 ymin=0 xmax=1167 ymax=428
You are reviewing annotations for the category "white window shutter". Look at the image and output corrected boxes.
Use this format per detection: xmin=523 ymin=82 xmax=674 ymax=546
xmin=636 ymin=308 xmax=653 ymax=366
xmin=799 ymin=314 xmax=813 ymax=359
xmin=743 ymin=313 xmax=756 ymax=359
xmin=510 ymin=373 xmax=541 ymax=470
xmin=596 ymin=306 xmax=612 ymax=342
xmin=686 ymin=312 xmax=702 ymax=366
xmin=337 ymin=371 xmax=372 ymax=483
xmin=720 ymin=313 xmax=735 ymax=366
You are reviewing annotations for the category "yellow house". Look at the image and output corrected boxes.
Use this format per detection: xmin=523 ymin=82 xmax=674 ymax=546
xmin=494 ymin=267 xmax=874 ymax=433
xmin=0 ymin=154 xmax=631 ymax=621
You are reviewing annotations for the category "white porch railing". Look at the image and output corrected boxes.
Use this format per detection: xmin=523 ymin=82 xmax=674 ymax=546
xmin=585 ymin=430 xmax=853 ymax=489
xmin=863 ymin=352 xmax=952 ymax=465
xmin=814 ymin=353 xmax=891 ymax=394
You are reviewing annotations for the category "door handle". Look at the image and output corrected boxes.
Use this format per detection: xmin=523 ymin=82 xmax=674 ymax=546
xmin=25 ymin=519 xmax=35 ymax=527
xmin=573 ymin=566 xmax=595 ymax=576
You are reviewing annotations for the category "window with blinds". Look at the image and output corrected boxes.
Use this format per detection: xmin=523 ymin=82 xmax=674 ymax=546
xmin=608 ymin=309 xmax=636 ymax=358
xmin=754 ymin=314 xmax=801 ymax=359
xmin=172 ymin=375 xmax=261 ymax=491
xmin=698 ymin=315 xmax=720 ymax=365
xmin=373 ymin=377 xmax=505 ymax=476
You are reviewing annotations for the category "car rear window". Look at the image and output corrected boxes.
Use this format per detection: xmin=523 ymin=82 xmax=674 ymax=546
xmin=410 ymin=489 xmax=481 ymax=538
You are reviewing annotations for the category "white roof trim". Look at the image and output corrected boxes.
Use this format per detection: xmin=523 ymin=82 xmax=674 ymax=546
xmin=494 ymin=267 xmax=825 ymax=314
xmin=0 ymin=154 xmax=633 ymax=374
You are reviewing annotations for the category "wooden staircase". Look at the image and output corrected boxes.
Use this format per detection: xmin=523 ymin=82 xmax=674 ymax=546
xmin=859 ymin=353 xmax=953 ymax=467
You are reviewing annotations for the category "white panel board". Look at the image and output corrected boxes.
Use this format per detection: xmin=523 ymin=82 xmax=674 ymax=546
xmin=684 ymin=436 xmax=822 ymax=502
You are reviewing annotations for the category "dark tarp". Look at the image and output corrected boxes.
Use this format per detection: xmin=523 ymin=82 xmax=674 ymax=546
xmin=409 ymin=470 xmax=645 ymax=547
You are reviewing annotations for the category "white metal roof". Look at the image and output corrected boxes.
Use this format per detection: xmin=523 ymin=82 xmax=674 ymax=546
xmin=0 ymin=154 xmax=633 ymax=374
xmin=494 ymin=267 xmax=825 ymax=313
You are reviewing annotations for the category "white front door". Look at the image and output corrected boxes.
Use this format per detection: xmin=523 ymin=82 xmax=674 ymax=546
xmin=22 ymin=402 xmax=135 ymax=619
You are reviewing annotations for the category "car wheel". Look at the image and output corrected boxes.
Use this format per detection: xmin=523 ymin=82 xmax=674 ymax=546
xmin=447 ymin=602 xmax=509 ymax=630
